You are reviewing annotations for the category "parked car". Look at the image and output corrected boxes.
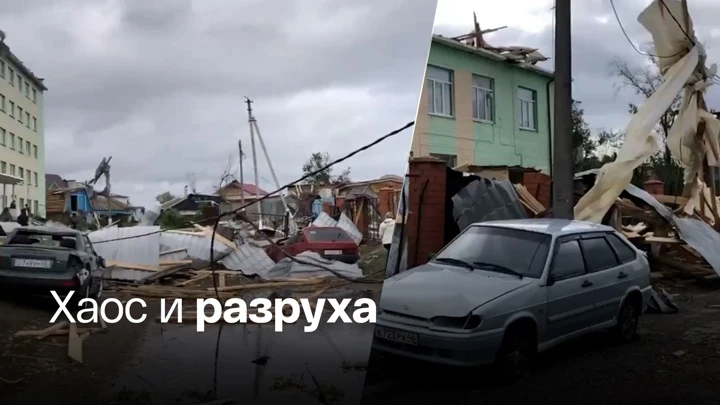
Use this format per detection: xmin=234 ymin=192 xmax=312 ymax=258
xmin=373 ymin=218 xmax=652 ymax=380
xmin=0 ymin=226 xmax=106 ymax=305
xmin=266 ymin=226 xmax=360 ymax=264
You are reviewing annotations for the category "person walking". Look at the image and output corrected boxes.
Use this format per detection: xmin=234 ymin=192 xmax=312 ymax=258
xmin=16 ymin=208 xmax=29 ymax=226
xmin=379 ymin=211 xmax=395 ymax=251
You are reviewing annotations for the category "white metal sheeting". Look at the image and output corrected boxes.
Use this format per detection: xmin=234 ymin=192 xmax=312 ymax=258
xmin=312 ymin=212 xmax=337 ymax=227
xmin=575 ymin=0 xmax=720 ymax=223
xmin=159 ymin=232 xmax=230 ymax=263
xmin=220 ymin=242 xmax=276 ymax=276
xmin=89 ymin=226 xmax=161 ymax=267
xmin=265 ymin=251 xmax=363 ymax=279
xmin=311 ymin=212 xmax=363 ymax=245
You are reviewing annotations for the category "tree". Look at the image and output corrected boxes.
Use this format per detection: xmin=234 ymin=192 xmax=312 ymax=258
xmin=572 ymin=101 xmax=601 ymax=172
xmin=301 ymin=152 xmax=351 ymax=185
xmin=157 ymin=208 xmax=190 ymax=229
xmin=610 ymin=57 xmax=684 ymax=194
xmin=155 ymin=191 xmax=176 ymax=204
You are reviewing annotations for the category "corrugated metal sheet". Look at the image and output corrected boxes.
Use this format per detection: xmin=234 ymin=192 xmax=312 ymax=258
xmin=385 ymin=175 xmax=409 ymax=277
xmin=159 ymin=232 xmax=230 ymax=263
xmin=451 ymin=177 xmax=528 ymax=231
xmin=312 ymin=212 xmax=337 ymax=227
xmin=89 ymin=226 xmax=161 ymax=267
xmin=337 ymin=213 xmax=362 ymax=245
xmin=220 ymin=242 xmax=276 ymax=275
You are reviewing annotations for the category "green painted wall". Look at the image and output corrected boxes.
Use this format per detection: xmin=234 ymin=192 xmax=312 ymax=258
xmin=424 ymin=40 xmax=554 ymax=173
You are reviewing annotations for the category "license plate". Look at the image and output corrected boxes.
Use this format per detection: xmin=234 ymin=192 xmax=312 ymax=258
xmin=324 ymin=250 xmax=342 ymax=255
xmin=13 ymin=258 xmax=53 ymax=268
xmin=374 ymin=326 xmax=419 ymax=346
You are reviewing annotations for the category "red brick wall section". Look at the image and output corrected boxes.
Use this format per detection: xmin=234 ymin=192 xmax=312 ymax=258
xmin=377 ymin=187 xmax=395 ymax=217
xmin=522 ymin=172 xmax=552 ymax=210
xmin=644 ymin=180 xmax=665 ymax=195
xmin=407 ymin=157 xmax=447 ymax=268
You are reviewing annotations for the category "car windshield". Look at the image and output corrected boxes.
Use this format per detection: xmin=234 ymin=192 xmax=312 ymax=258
xmin=6 ymin=231 xmax=76 ymax=248
xmin=432 ymin=225 xmax=551 ymax=278
xmin=306 ymin=228 xmax=353 ymax=242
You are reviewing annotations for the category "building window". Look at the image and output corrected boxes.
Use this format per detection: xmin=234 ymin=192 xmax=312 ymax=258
xmin=32 ymin=88 xmax=37 ymax=103
xmin=8 ymin=68 xmax=14 ymax=85
xmin=16 ymin=74 xmax=22 ymax=91
xmin=0 ymin=94 xmax=4 ymax=112
xmin=0 ymin=162 xmax=5 ymax=173
xmin=0 ymin=128 xmax=4 ymax=146
xmin=24 ymin=81 xmax=29 ymax=98
xmin=0 ymin=60 xmax=4 ymax=78
xmin=9 ymin=133 xmax=14 ymax=150
xmin=18 ymin=167 xmax=23 ymax=179
xmin=25 ymin=112 xmax=30 ymax=128
xmin=8 ymin=101 xmax=14 ymax=117
xmin=25 ymin=141 xmax=30 ymax=153
xmin=33 ymin=144 xmax=38 ymax=158
xmin=19 ymin=198 xmax=24 ymax=208
xmin=426 ymin=65 xmax=454 ymax=116
xmin=430 ymin=153 xmax=458 ymax=168
xmin=472 ymin=75 xmax=495 ymax=122
xmin=34 ymin=200 xmax=38 ymax=214
xmin=518 ymin=87 xmax=538 ymax=130
xmin=26 ymin=170 xmax=30 ymax=185
xmin=17 ymin=107 xmax=22 ymax=123
xmin=34 ymin=172 xmax=38 ymax=187
xmin=17 ymin=137 xmax=23 ymax=154
xmin=9 ymin=164 xmax=15 ymax=176
xmin=33 ymin=117 xmax=37 ymax=132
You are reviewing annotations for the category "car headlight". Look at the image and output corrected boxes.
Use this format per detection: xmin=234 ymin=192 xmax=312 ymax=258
xmin=430 ymin=314 xmax=482 ymax=332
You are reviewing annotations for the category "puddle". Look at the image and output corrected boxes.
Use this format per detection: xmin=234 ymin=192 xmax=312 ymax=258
xmin=105 ymin=321 xmax=374 ymax=404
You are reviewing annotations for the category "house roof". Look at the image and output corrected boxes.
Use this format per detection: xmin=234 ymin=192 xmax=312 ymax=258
xmin=90 ymin=195 xmax=130 ymax=211
xmin=218 ymin=180 xmax=268 ymax=196
xmin=45 ymin=174 xmax=66 ymax=190
xmin=432 ymin=35 xmax=554 ymax=78
xmin=0 ymin=40 xmax=48 ymax=91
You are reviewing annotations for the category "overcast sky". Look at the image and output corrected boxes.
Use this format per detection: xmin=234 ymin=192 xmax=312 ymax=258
xmin=435 ymin=0 xmax=720 ymax=155
xmin=0 ymin=0 xmax=437 ymax=208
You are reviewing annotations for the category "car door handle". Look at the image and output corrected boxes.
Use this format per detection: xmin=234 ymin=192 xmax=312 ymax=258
xmin=617 ymin=272 xmax=628 ymax=279
xmin=581 ymin=280 xmax=593 ymax=288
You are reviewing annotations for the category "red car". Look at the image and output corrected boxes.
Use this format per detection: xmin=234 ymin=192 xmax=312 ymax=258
xmin=267 ymin=226 xmax=360 ymax=264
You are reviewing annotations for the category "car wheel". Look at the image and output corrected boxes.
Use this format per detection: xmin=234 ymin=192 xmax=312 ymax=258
xmin=610 ymin=298 xmax=640 ymax=343
xmin=495 ymin=324 xmax=535 ymax=382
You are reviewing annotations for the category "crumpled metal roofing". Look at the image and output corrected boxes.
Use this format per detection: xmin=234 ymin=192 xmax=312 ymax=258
xmin=451 ymin=177 xmax=528 ymax=231
xmin=311 ymin=212 xmax=363 ymax=245
xmin=89 ymin=225 xmax=161 ymax=267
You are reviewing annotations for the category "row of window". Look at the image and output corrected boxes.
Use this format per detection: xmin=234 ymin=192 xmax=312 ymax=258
xmin=0 ymin=59 xmax=39 ymax=103
xmin=0 ymin=127 xmax=40 ymax=158
xmin=426 ymin=65 xmax=539 ymax=131
xmin=0 ymin=93 xmax=39 ymax=132
xmin=0 ymin=160 xmax=39 ymax=187
xmin=0 ymin=196 xmax=39 ymax=214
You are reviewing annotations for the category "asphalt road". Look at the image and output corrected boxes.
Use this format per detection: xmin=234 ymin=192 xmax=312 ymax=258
xmin=361 ymin=284 xmax=720 ymax=405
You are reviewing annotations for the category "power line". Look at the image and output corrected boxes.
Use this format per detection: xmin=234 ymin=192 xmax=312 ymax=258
xmin=609 ymin=0 xmax=684 ymax=59
xmin=92 ymin=120 xmax=415 ymax=244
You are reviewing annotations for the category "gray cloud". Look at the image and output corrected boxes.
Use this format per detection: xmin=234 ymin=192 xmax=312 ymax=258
xmin=0 ymin=0 xmax=437 ymax=207
xmin=435 ymin=0 xmax=720 ymax=134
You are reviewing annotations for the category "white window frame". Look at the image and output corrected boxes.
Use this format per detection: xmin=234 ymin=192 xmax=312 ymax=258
xmin=472 ymin=75 xmax=495 ymax=122
xmin=426 ymin=65 xmax=454 ymax=117
xmin=518 ymin=87 xmax=538 ymax=131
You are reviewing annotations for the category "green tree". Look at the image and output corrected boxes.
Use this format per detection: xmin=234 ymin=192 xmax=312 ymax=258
xmin=301 ymin=152 xmax=351 ymax=185
xmin=155 ymin=191 xmax=176 ymax=204
xmin=157 ymin=208 xmax=190 ymax=229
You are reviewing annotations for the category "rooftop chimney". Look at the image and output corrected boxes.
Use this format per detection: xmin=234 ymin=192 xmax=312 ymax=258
xmin=184 ymin=185 xmax=188 ymax=198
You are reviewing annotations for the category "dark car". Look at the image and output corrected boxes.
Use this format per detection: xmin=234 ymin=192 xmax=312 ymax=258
xmin=266 ymin=226 xmax=360 ymax=264
xmin=0 ymin=226 xmax=106 ymax=304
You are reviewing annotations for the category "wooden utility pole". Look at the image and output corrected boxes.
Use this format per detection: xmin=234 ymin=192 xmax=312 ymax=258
xmin=552 ymin=0 xmax=574 ymax=219
xmin=245 ymin=97 xmax=263 ymax=228
xmin=238 ymin=139 xmax=245 ymax=205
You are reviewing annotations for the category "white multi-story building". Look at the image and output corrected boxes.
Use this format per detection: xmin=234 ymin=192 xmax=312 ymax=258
xmin=0 ymin=36 xmax=47 ymax=217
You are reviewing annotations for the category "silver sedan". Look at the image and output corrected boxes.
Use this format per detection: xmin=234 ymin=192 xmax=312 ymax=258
xmin=373 ymin=218 xmax=652 ymax=380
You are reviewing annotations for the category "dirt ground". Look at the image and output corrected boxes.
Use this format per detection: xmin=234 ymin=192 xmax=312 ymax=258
xmin=0 ymin=246 xmax=388 ymax=404
xmin=361 ymin=282 xmax=720 ymax=405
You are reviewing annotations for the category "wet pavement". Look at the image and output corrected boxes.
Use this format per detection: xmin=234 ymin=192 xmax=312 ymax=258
xmin=102 ymin=321 xmax=374 ymax=404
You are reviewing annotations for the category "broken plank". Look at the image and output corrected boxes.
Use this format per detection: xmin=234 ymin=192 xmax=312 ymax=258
xmin=13 ymin=321 xmax=69 ymax=338
xmin=106 ymin=261 xmax=160 ymax=272
xmin=139 ymin=263 xmax=191 ymax=284
xmin=67 ymin=323 xmax=83 ymax=364
xmin=644 ymin=236 xmax=683 ymax=244
xmin=208 ymin=278 xmax=328 ymax=292
xmin=160 ymin=259 xmax=193 ymax=266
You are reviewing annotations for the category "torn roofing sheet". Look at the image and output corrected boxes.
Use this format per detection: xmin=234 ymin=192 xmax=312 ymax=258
xmin=579 ymin=170 xmax=720 ymax=276
xmin=451 ymin=177 xmax=527 ymax=231
xmin=265 ymin=251 xmax=363 ymax=280
xmin=337 ymin=213 xmax=363 ymax=245
xmin=219 ymin=242 xmax=275 ymax=276
xmin=575 ymin=0 xmax=718 ymax=223
xmin=89 ymin=225 xmax=161 ymax=267
xmin=159 ymin=231 xmax=229 ymax=263
xmin=312 ymin=212 xmax=337 ymax=227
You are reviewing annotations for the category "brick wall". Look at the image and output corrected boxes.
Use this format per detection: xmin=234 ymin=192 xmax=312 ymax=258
xmin=407 ymin=157 xmax=447 ymax=268
xmin=523 ymin=172 xmax=552 ymax=209
xmin=378 ymin=187 xmax=400 ymax=216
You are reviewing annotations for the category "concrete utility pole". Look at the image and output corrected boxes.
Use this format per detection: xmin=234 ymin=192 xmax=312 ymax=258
xmin=552 ymin=0 xmax=574 ymax=219
xmin=245 ymin=97 xmax=263 ymax=228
